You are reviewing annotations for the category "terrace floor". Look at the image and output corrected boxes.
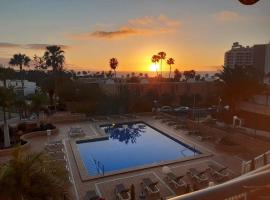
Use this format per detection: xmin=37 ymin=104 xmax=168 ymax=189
xmin=2 ymin=113 xmax=269 ymax=200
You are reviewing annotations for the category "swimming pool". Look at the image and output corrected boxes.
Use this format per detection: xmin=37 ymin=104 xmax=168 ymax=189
xmin=77 ymin=122 xmax=200 ymax=176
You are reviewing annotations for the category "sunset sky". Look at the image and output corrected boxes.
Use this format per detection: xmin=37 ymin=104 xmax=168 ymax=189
xmin=0 ymin=0 xmax=269 ymax=72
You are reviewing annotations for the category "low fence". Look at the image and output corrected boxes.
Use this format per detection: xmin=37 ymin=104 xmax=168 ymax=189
xmin=46 ymin=112 xmax=87 ymax=123
xmin=169 ymin=165 xmax=270 ymax=200
xmin=0 ymin=128 xmax=58 ymax=156
xmin=241 ymin=150 xmax=270 ymax=174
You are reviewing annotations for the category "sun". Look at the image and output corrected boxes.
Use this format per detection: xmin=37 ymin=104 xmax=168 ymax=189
xmin=149 ymin=63 xmax=159 ymax=72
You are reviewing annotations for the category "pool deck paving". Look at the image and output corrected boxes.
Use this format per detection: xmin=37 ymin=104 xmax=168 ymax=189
xmin=1 ymin=114 xmax=268 ymax=199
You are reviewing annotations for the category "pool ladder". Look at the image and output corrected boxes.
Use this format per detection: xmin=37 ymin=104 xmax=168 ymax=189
xmin=93 ymin=158 xmax=105 ymax=176
xmin=180 ymin=146 xmax=197 ymax=157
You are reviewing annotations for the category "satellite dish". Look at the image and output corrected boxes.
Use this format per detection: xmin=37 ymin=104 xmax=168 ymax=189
xmin=238 ymin=0 xmax=260 ymax=5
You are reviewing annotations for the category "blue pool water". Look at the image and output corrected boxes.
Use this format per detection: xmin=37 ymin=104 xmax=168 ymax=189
xmin=77 ymin=122 xmax=200 ymax=176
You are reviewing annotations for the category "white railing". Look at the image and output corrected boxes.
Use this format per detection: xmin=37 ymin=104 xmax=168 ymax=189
xmin=169 ymin=164 xmax=270 ymax=200
xmin=241 ymin=150 xmax=270 ymax=174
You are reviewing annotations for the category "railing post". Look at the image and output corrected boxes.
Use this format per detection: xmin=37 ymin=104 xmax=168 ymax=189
xmin=241 ymin=160 xmax=246 ymax=174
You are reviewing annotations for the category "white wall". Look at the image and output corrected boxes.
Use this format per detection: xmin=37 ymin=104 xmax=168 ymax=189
xmin=0 ymin=80 xmax=37 ymax=96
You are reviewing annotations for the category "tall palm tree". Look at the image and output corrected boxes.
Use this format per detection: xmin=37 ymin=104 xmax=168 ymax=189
xmin=158 ymin=52 xmax=166 ymax=77
xmin=0 ymin=148 xmax=69 ymax=200
xmin=9 ymin=54 xmax=31 ymax=94
xmin=43 ymin=45 xmax=65 ymax=106
xmin=109 ymin=58 xmax=118 ymax=78
xmin=151 ymin=55 xmax=160 ymax=77
xmin=0 ymin=87 xmax=15 ymax=147
xmin=166 ymin=58 xmax=175 ymax=79
xmin=43 ymin=45 xmax=65 ymax=72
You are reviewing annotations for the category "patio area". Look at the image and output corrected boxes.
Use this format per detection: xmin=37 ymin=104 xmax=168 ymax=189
xmin=1 ymin=112 xmax=269 ymax=199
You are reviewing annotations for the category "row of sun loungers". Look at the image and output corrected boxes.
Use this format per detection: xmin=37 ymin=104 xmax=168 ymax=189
xmin=85 ymin=177 xmax=160 ymax=200
xmin=163 ymin=164 xmax=230 ymax=191
xmin=84 ymin=163 xmax=229 ymax=199
xmin=69 ymin=127 xmax=85 ymax=138
xmin=45 ymin=141 xmax=72 ymax=183
xmin=114 ymin=178 xmax=159 ymax=200
xmin=45 ymin=141 xmax=67 ymax=161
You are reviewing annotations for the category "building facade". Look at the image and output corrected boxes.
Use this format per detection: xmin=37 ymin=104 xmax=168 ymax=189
xmin=225 ymin=42 xmax=270 ymax=76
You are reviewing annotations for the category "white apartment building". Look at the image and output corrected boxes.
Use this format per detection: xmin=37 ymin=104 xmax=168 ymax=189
xmin=0 ymin=80 xmax=37 ymax=96
xmin=225 ymin=42 xmax=270 ymax=76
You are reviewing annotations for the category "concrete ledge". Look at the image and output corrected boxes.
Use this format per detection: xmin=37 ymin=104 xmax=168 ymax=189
xmin=0 ymin=128 xmax=58 ymax=156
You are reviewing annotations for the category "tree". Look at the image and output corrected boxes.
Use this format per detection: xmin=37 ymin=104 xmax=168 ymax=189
xmin=0 ymin=148 xmax=69 ymax=200
xmin=151 ymin=55 xmax=160 ymax=77
xmin=174 ymin=69 xmax=182 ymax=81
xmin=109 ymin=58 xmax=118 ymax=78
xmin=40 ymin=75 xmax=57 ymax=106
xmin=31 ymin=91 xmax=48 ymax=120
xmin=158 ymin=52 xmax=166 ymax=77
xmin=183 ymin=70 xmax=196 ymax=81
xmin=43 ymin=45 xmax=65 ymax=105
xmin=0 ymin=66 xmax=15 ymax=87
xmin=217 ymin=65 xmax=263 ymax=109
xmin=0 ymin=87 xmax=15 ymax=147
xmin=14 ymin=95 xmax=27 ymax=120
xmin=166 ymin=58 xmax=175 ymax=79
xmin=33 ymin=55 xmax=47 ymax=70
xmin=195 ymin=74 xmax=201 ymax=81
xmin=44 ymin=45 xmax=65 ymax=72
xmin=9 ymin=53 xmax=31 ymax=94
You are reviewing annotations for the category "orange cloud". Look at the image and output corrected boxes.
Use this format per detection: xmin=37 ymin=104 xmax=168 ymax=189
xmin=0 ymin=42 xmax=21 ymax=48
xmin=213 ymin=11 xmax=243 ymax=22
xmin=0 ymin=42 xmax=69 ymax=50
xmin=69 ymin=14 xmax=181 ymax=40
xmin=25 ymin=44 xmax=69 ymax=50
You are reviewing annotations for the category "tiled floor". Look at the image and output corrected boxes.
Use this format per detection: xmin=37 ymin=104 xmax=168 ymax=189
xmin=1 ymin=114 xmax=268 ymax=200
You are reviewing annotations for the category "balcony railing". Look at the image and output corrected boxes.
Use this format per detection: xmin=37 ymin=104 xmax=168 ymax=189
xmin=169 ymin=164 xmax=270 ymax=200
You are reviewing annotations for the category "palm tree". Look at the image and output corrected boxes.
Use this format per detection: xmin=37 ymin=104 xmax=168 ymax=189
xmin=9 ymin=54 xmax=31 ymax=94
xmin=158 ymin=52 xmax=166 ymax=77
xmin=166 ymin=58 xmax=175 ymax=79
xmin=109 ymin=58 xmax=118 ymax=78
xmin=0 ymin=148 xmax=69 ymax=200
xmin=0 ymin=86 xmax=15 ymax=147
xmin=43 ymin=45 xmax=65 ymax=72
xmin=151 ymin=55 xmax=160 ymax=77
xmin=43 ymin=45 xmax=65 ymax=106
xmin=183 ymin=70 xmax=196 ymax=81
xmin=174 ymin=69 xmax=182 ymax=81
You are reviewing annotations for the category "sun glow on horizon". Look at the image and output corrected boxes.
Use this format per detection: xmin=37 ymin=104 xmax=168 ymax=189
xmin=149 ymin=63 xmax=160 ymax=72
